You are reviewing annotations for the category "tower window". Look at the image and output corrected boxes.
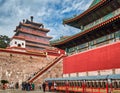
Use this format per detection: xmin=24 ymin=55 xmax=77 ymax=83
xmin=22 ymin=43 xmax=24 ymax=45
xmin=18 ymin=44 xmax=21 ymax=47
xmin=15 ymin=41 xmax=17 ymax=44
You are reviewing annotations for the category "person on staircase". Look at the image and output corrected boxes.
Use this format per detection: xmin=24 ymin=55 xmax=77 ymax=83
xmin=42 ymin=82 xmax=46 ymax=92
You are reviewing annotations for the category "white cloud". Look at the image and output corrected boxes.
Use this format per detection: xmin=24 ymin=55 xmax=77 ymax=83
xmin=61 ymin=0 xmax=93 ymax=14
xmin=0 ymin=0 xmax=93 ymax=39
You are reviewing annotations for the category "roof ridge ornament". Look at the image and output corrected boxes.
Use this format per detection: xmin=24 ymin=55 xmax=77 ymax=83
xmin=31 ymin=16 xmax=33 ymax=22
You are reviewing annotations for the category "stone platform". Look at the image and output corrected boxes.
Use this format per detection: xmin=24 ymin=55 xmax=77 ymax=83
xmin=0 ymin=89 xmax=57 ymax=93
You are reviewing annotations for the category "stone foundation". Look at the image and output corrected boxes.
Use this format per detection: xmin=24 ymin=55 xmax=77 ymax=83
xmin=0 ymin=51 xmax=63 ymax=87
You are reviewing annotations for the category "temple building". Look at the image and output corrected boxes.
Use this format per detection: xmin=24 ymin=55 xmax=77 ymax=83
xmin=8 ymin=16 xmax=52 ymax=52
xmin=45 ymin=1 xmax=120 ymax=92
xmin=1 ymin=1 xmax=120 ymax=91
xmin=0 ymin=17 xmax=64 ymax=85
xmin=51 ymin=0 xmax=120 ymax=77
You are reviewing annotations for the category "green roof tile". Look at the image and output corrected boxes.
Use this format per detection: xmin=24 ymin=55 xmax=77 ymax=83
xmin=89 ymin=0 xmax=101 ymax=8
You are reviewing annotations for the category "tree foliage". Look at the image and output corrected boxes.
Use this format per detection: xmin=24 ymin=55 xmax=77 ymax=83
xmin=1 ymin=80 xmax=9 ymax=84
xmin=0 ymin=35 xmax=10 ymax=48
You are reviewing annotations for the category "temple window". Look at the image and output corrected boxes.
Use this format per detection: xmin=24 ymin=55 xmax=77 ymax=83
xmin=108 ymin=33 xmax=114 ymax=39
xmin=15 ymin=41 xmax=17 ymax=44
xmin=95 ymin=36 xmax=107 ymax=44
xmin=22 ymin=43 xmax=24 ymax=45
xmin=89 ymin=41 xmax=94 ymax=46
xmin=18 ymin=44 xmax=21 ymax=47
xmin=66 ymin=31 xmax=119 ymax=56
xmin=84 ymin=9 xmax=120 ymax=31
xmin=115 ymin=30 xmax=120 ymax=39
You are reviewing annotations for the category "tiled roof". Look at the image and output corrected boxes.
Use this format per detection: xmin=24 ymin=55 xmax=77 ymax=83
xmin=20 ymin=23 xmax=50 ymax=32
xmin=63 ymin=0 xmax=106 ymax=25
xmin=11 ymin=36 xmax=25 ymax=41
xmin=25 ymin=37 xmax=49 ymax=45
xmin=51 ymin=14 xmax=120 ymax=45
xmin=26 ymin=43 xmax=50 ymax=49
xmin=18 ymin=28 xmax=52 ymax=39
xmin=26 ymin=20 xmax=43 ymax=27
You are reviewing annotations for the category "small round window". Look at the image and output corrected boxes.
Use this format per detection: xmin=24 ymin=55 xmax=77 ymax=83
xmin=18 ymin=44 xmax=21 ymax=47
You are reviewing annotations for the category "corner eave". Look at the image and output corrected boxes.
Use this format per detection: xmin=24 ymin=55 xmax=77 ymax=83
xmin=63 ymin=0 xmax=106 ymax=27
xmin=53 ymin=14 xmax=120 ymax=46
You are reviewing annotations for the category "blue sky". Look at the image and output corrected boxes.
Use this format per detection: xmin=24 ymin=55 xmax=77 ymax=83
xmin=0 ymin=0 xmax=93 ymax=40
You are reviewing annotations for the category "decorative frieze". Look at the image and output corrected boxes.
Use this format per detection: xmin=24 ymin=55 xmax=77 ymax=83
xmin=115 ymin=68 xmax=120 ymax=74
xmin=100 ymin=69 xmax=113 ymax=75
xmin=70 ymin=73 xmax=77 ymax=77
xmin=88 ymin=71 xmax=99 ymax=76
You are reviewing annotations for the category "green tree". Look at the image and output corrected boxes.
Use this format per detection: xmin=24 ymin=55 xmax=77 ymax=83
xmin=1 ymin=80 xmax=9 ymax=90
xmin=1 ymin=80 xmax=9 ymax=85
xmin=0 ymin=35 xmax=10 ymax=48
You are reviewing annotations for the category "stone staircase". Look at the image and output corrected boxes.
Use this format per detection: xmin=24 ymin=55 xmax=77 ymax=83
xmin=27 ymin=54 xmax=65 ymax=83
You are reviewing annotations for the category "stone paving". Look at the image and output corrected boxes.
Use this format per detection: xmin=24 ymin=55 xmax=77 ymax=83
xmin=0 ymin=89 xmax=57 ymax=93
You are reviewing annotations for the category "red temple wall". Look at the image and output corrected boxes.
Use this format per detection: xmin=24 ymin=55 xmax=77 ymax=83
xmin=63 ymin=41 xmax=120 ymax=74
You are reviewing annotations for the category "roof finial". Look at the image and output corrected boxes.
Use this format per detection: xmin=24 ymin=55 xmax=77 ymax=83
xmin=31 ymin=16 xmax=33 ymax=22
xmin=23 ymin=19 xmax=25 ymax=23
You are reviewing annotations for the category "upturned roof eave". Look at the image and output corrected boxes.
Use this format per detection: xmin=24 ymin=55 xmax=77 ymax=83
xmin=26 ymin=20 xmax=43 ymax=27
xmin=52 ymin=14 xmax=120 ymax=46
xmin=63 ymin=0 xmax=106 ymax=25
xmin=17 ymin=28 xmax=52 ymax=39
xmin=21 ymin=23 xmax=50 ymax=32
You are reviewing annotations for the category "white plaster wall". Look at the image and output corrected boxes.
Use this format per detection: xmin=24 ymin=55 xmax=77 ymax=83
xmin=115 ymin=68 xmax=120 ymax=74
xmin=70 ymin=73 xmax=77 ymax=77
xmin=78 ymin=72 xmax=87 ymax=77
xmin=63 ymin=74 xmax=69 ymax=77
xmin=64 ymin=68 xmax=120 ymax=78
xmin=88 ymin=71 xmax=99 ymax=76
xmin=10 ymin=39 xmax=25 ymax=48
xmin=100 ymin=69 xmax=113 ymax=75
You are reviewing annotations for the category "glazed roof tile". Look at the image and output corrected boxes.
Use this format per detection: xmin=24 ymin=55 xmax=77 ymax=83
xmin=51 ymin=14 xmax=120 ymax=46
xmin=20 ymin=23 xmax=50 ymax=32
xmin=63 ymin=0 xmax=106 ymax=25
xmin=17 ymin=28 xmax=52 ymax=39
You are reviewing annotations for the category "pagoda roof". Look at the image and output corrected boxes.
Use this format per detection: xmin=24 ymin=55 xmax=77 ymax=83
xmin=25 ymin=37 xmax=49 ymax=45
xmin=20 ymin=23 xmax=50 ymax=32
xmin=16 ymin=28 xmax=52 ymax=39
xmin=26 ymin=20 xmax=44 ymax=27
xmin=63 ymin=0 xmax=120 ymax=29
xmin=12 ymin=35 xmax=50 ymax=45
xmin=51 ymin=14 xmax=120 ymax=48
xmin=26 ymin=42 xmax=50 ymax=49
xmin=11 ymin=36 xmax=25 ymax=41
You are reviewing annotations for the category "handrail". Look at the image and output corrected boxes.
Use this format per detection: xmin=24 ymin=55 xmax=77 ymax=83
xmin=27 ymin=54 xmax=65 ymax=82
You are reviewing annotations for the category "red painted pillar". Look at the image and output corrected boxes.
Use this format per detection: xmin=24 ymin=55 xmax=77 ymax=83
xmin=110 ymin=82 xmax=113 ymax=92
xmin=106 ymin=82 xmax=108 ymax=93
xmin=66 ymin=82 xmax=69 ymax=93
xmin=98 ymin=87 xmax=100 ymax=93
xmin=82 ymin=81 xmax=85 ymax=93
